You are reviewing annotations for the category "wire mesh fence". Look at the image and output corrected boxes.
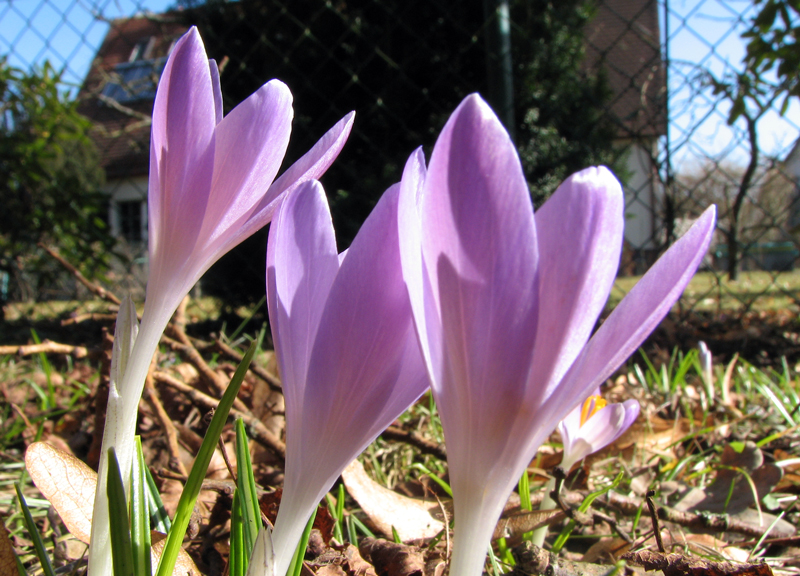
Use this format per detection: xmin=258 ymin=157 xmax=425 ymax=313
xmin=1 ymin=0 xmax=798 ymax=320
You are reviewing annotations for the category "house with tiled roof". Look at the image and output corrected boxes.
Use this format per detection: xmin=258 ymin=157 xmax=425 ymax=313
xmin=585 ymin=0 xmax=666 ymax=259
xmin=77 ymin=16 xmax=188 ymax=245
xmin=79 ymin=0 xmax=665 ymax=263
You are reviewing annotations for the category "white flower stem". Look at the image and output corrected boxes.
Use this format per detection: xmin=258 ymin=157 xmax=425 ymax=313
xmin=447 ymin=495 xmax=507 ymax=576
xmin=530 ymin=476 xmax=557 ymax=547
xmin=87 ymin=307 xmax=169 ymax=576
xmin=270 ymin=496 xmax=317 ymax=576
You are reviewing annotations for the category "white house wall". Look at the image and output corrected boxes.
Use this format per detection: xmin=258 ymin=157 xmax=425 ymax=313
xmin=619 ymin=139 xmax=660 ymax=251
xmin=104 ymin=176 xmax=148 ymax=242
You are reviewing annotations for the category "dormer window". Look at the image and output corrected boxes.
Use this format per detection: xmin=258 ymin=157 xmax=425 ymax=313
xmin=128 ymin=37 xmax=154 ymax=62
xmin=100 ymin=36 xmax=164 ymax=104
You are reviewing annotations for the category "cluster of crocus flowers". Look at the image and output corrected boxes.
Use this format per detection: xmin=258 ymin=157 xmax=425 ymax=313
xmin=83 ymin=23 xmax=718 ymax=576
xmin=88 ymin=26 xmax=354 ymax=575
xmin=397 ymin=94 xmax=716 ymax=576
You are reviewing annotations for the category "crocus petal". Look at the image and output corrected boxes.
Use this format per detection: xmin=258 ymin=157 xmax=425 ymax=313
xmin=208 ymin=59 xmax=223 ymax=125
xmin=269 ymin=181 xmax=428 ymax=576
xmin=240 ymin=111 xmax=356 ymax=240
xmin=417 ymin=94 xmax=542 ymax=576
xmin=546 ymin=206 xmax=716 ymax=422
xmin=201 ymin=79 xmax=292 ymax=246
xmin=267 ymin=112 xmax=356 ymax=201
xmin=421 ymin=94 xmax=538 ymax=432
xmin=148 ymin=27 xmax=215 ymax=263
xmin=398 ymin=149 xmax=439 ymax=381
xmin=529 ymin=167 xmax=624 ymax=400
xmin=559 ymin=399 xmax=639 ymax=471
xmin=266 ymin=180 xmax=339 ymax=434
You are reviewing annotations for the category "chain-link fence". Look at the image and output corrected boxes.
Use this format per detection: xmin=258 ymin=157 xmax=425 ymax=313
xmin=1 ymin=0 xmax=798 ymax=318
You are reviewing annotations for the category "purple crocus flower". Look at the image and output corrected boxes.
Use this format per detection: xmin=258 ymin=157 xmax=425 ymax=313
xmin=263 ymin=178 xmax=429 ymax=576
xmin=398 ymin=94 xmax=716 ymax=576
xmin=89 ymin=27 xmax=353 ymax=575
xmin=558 ymin=392 xmax=640 ymax=473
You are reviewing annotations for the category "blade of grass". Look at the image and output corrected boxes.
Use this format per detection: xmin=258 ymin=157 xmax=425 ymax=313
xmin=346 ymin=513 xmax=358 ymax=546
xmin=326 ymin=488 xmax=344 ymax=544
xmin=155 ymin=341 xmax=257 ymax=576
xmin=229 ymin=296 xmax=266 ymax=341
xmin=349 ymin=514 xmax=375 ymax=538
xmin=132 ymin=437 xmax=152 ymax=576
xmin=144 ymin=464 xmax=171 ymax=534
xmin=230 ymin=490 xmax=245 ymax=576
xmin=335 ymin=484 xmax=345 ymax=539
xmin=487 ymin=543 xmax=503 ymax=576
xmin=107 ymin=448 xmax=135 ymax=576
xmin=14 ymin=484 xmax=56 ymax=576
xmin=755 ymin=382 xmax=795 ymax=426
xmin=14 ymin=554 xmax=26 ymax=576
xmin=30 ymin=330 xmax=54 ymax=409
xmin=235 ymin=417 xmax=260 ymax=566
xmin=551 ymin=472 xmax=623 ymax=554
xmin=410 ymin=463 xmax=452 ymax=497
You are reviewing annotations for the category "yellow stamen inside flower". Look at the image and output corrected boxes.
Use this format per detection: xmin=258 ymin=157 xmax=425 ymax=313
xmin=580 ymin=395 xmax=607 ymax=426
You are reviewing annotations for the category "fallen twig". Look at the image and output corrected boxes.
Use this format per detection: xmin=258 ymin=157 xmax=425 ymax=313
xmin=0 ymin=341 xmax=89 ymax=358
xmin=143 ymin=353 xmax=188 ymax=477
xmin=382 ymin=426 xmax=447 ymax=461
xmin=214 ymin=338 xmax=282 ymax=392
xmin=598 ymin=492 xmax=794 ymax=539
xmin=153 ymin=370 xmax=286 ymax=459
xmin=161 ymin=329 xmax=251 ymax=415
xmin=38 ymin=243 xmax=121 ymax=306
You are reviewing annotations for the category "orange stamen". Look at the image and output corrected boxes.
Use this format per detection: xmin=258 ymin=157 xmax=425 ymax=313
xmin=580 ymin=395 xmax=607 ymax=426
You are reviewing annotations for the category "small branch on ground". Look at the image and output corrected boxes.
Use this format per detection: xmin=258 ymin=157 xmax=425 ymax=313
xmin=381 ymin=426 xmax=447 ymax=461
xmin=214 ymin=338 xmax=282 ymax=392
xmin=0 ymin=341 xmax=89 ymax=358
xmin=598 ymin=492 xmax=793 ymax=539
xmin=143 ymin=354 xmax=188 ymax=477
xmin=646 ymin=490 xmax=666 ymax=553
xmin=153 ymin=370 xmax=286 ymax=459
xmin=161 ymin=329 xmax=251 ymax=415
xmin=62 ymin=313 xmax=119 ymax=325
xmin=38 ymin=243 xmax=121 ymax=306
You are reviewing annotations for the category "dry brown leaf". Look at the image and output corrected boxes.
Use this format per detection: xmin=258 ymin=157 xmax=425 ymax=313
xmin=25 ymin=441 xmax=96 ymax=543
xmin=25 ymin=442 xmax=200 ymax=575
xmin=493 ymin=507 xmax=564 ymax=542
xmin=582 ymin=537 xmax=631 ymax=563
xmin=0 ymin=515 xmax=18 ymax=575
xmin=359 ymin=537 xmax=425 ymax=576
xmin=151 ymin=533 xmax=200 ymax=575
xmin=675 ymin=442 xmax=782 ymax=515
xmin=631 ymin=416 xmax=693 ymax=459
xmin=342 ymin=460 xmax=444 ymax=543
xmin=344 ymin=544 xmax=379 ymax=576
xmin=623 ymin=550 xmax=774 ymax=576
xmin=315 ymin=565 xmax=347 ymax=576
xmin=678 ymin=534 xmax=749 ymax=563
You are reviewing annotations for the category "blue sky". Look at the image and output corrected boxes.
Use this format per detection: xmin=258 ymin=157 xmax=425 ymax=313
xmin=1 ymin=0 xmax=797 ymax=170
xmin=665 ymin=0 xmax=799 ymax=168
xmin=0 ymin=0 xmax=173 ymax=87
